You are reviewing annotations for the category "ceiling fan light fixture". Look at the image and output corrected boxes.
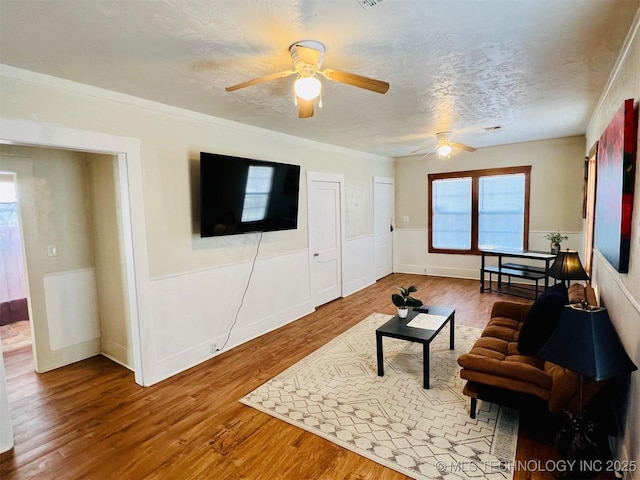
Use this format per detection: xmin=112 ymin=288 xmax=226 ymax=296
xmin=226 ymin=40 xmax=388 ymax=119
xmin=294 ymin=76 xmax=322 ymax=101
xmin=437 ymin=144 xmax=452 ymax=157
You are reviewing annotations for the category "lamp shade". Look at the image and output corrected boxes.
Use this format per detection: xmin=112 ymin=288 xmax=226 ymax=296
xmin=294 ymin=76 xmax=321 ymax=100
xmin=548 ymin=250 xmax=590 ymax=281
xmin=437 ymin=144 xmax=452 ymax=157
xmin=537 ymin=305 xmax=637 ymax=381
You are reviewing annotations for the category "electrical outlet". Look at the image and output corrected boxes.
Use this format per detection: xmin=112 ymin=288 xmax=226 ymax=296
xmin=211 ymin=342 xmax=219 ymax=353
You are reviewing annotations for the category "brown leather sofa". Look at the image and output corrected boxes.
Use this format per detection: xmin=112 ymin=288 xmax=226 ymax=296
xmin=458 ymin=284 xmax=603 ymax=418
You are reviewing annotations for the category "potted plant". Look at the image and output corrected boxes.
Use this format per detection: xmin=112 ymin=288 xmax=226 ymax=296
xmin=392 ymin=286 xmax=423 ymax=318
xmin=545 ymin=231 xmax=568 ymax=254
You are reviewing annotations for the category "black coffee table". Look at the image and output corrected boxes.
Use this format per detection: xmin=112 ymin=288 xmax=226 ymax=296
xmin=376 ymin=305 xmax=455 ymax=389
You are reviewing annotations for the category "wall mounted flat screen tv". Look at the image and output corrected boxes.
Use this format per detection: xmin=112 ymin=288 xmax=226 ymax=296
xmin=200 ymin=152 xmax=300 ymax=237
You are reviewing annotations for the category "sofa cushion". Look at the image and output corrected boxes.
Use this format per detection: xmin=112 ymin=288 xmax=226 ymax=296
xmin=568 ymin=283 xmax=587 ymax=304
xmin=567 ymin=283 xmax=597 ymax=305
xmin=457 ymin=302 xmax=551 ymax=392
xmin=458 ymin=347 xmax=550 ymax=388
xmin=490 ymin=301 xmax=530 ymax=325
xmin=517 ymin=283 xmax=568 ymax=355
xmin=460 ymin=369 xmax=551 ymax=402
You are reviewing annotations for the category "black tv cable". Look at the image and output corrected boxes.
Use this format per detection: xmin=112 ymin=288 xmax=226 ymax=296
xmin=217 ymin=230 xmax=263 ymax=352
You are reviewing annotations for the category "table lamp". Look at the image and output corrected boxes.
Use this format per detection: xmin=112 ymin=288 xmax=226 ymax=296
xmin=548 ymin=250 xmax=590 ymax=287
xmin=537 ymin=305 xmax=637 ymax=478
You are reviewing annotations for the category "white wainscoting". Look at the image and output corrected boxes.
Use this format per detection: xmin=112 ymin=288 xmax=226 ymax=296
xmin=343 ymin=234 xmax=376 ymax=296
xmin=43 ymin=268 xmax=101 ymax=351
xmin=394 ymin=229 xmax=429 ymax=275
xmin=143 ymin=229 xmax=588 ymax=383
xmin=395 ymin=228 xmax=585 ymax=280
xmin=147 ymin=249 xmax=314 ymax=384
xmin=591 ymin=249 xmax=640 ymax=472
xmin=394 ymin=228 xmax=482 ymax=278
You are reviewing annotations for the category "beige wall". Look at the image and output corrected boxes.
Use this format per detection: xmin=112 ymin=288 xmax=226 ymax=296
xmin=86 ymin=153 xmax=131 ymax=367
xmin=396 ymin=136 xmax=585 ymax=231
xmin=394 ymin=136 xmax=586 ymax=277
xmin=0 ymin=74 xmax=394 ymax=279
xmin=585 ymin=11 xmax=640 ymax=469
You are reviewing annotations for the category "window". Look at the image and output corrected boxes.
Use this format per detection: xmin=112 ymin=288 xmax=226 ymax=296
xmin=432 ymin=177 xmax=472 ymax=250
xmin=241 ymin=165 xmax=274 ymax=222
xmin=428 ymin=166 xmax=531 ymax=254
xmin=0 ymin=177 xmax=17 ymax=203
xmin=478 ymin=174 xmax=526 ymax=249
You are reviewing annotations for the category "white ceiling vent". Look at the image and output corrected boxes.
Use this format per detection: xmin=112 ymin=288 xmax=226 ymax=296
xmin=355 ymin=0 xmax=384 ymax=10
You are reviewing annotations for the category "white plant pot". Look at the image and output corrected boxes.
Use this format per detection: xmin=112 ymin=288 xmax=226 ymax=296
xmin=398 ymin=307 xmax=409 ymax=319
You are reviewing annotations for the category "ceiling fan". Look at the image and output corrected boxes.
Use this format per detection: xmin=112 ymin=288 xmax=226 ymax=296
xmin=412 ymin=131 xmax=477 ymax=157
xmin=225 ymin=40 xmax=390 ymax=118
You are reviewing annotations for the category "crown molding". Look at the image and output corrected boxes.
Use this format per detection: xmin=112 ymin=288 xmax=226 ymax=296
xmin=0 ymin=64 xmax=392 ymax=162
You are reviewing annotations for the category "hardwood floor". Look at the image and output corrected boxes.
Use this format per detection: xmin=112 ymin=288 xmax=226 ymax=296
xmin=0 ymin=274 xmax=611 ymax=479
xmin=0 ymin=321 xmax=32 ymax=353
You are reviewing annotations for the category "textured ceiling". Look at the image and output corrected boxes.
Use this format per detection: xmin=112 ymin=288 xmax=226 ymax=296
xmin=0 ymin=0 xmax=638 ymax=157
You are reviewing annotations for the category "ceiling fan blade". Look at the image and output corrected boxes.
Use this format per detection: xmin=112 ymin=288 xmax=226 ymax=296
xmin=321 ymin=69 xmax=389 ymax=94
xmin=295 ymin=45 xmax=323 ymax=66
xmin=225 ymin=70 xmax=295 ymax=92
xmin=411 ymin=144 xmax=436 ymax=154
xmin=297 ymin=97 xmax=314 ymax=118
xmin=452 ymin=142 xmax=477 ymax=152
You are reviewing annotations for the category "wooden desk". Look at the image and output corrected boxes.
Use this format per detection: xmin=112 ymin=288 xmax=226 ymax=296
xmin=480 ymin=249 xmax=557 ymax=298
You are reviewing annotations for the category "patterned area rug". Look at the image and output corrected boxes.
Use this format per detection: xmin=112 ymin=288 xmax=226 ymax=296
xmin=241 ymin=313 xmax=519 ymax=480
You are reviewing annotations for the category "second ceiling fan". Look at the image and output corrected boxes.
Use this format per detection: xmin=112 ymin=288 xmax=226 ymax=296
xmin=225 ymin=40 xmax=390 ymax=118
xmin=412 ymin=131 xmax=477 ymax=157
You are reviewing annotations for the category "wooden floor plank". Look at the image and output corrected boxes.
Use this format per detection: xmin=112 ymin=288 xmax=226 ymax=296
xmin=0 ymin=274 xmax=614 ymax=479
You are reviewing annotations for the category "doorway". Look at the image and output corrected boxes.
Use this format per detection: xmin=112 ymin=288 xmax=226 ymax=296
xmin=0 ymin=118 xmax=147 ymax=386
xmin=0 ymin=147 xmax=132 ymax=376
xmin=374 ymin=176 xmax=394 ymax=279
xmin=0 ymin=173 xmax=31 ymax=355
xmin=0 ymin=120 xmax=149 ymax=452
xmin=307 ymin=172 xmax=345 ymax=307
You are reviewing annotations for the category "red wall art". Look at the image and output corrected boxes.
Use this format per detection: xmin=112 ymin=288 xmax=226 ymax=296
xmin=595 ymin=98 xmax=638 ymax=273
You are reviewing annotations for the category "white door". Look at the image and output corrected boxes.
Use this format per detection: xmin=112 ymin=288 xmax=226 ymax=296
xmin=374 ymin=177 xmax=394 ymax=279
xmin=307 ymin=173 xmax=343 ymax=307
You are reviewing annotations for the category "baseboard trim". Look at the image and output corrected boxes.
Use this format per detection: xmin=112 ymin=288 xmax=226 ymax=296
xmin=394 ymin=264 xmax=428 ymax=275
xmin=344 ymin=276 xmax=375 ymax=297
xmin=101 ymin=350 xmax=133 ymax=371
